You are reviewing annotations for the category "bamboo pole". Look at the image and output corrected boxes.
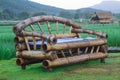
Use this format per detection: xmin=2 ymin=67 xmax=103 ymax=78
xmin=96 ymin=46 xmax=100 ymax=53
xmin=16 ymin=51 xmax=57 ymax=60
xmin=24 ymin=37 xmax=30 ymax=51
xmin=37 ymin=22 xmax=43 ymax=32
xmin=15 ymin=43 xmax=40 ymax=51
xmin=56 ymin=21 xmax=58 ymax=34
xmin=14 ymin=33 xmax=77 ymax=43
xmin=46 ymin=21 xmax=52 ymax=34
xmin=15 ymin=43 xmax=27 ymax=50
xmin=21 ymin=31 xmax=57 ymax=43
xmin=77 ymin=48 xmax=80 ymax=55
xmin=29 ymin=24 xmax=35 ymax=31
xmin=16 ymin=58 xmax=41 ymax=66
xmin=43 ymin=39 xmax=107 ymax=51
xmin=54 ymin=33 xmax=77 ymax=38
xmin=42 ymin=52 xmax=108 ymax=68
xmin=14 ymin=36 xmax=41 ymax=42
xmin=71 ymin=29 xmax=108 ymax=38
xmin=63 ymin=24 xmax=66 ymax=34
xmin=32 ymin=37 xmax=36 ymax=50
xmin=13 ymin=16 xmax=81 ymax=35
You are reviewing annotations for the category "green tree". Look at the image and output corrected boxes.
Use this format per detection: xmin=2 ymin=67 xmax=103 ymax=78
xmin=82 ymin=11 xmax=91 ymax=19
xmin=32 ymin=12 xmax=47 ymax=16
xmin=18 ymin=12 xmax=29 ymax=20
xmin=59 ymin=10 xmax=73 ymax=19
xmin=0 ymin=9 xmax=15 ymax=20
xmin=74 ymin=10 xmax=80 ymax=19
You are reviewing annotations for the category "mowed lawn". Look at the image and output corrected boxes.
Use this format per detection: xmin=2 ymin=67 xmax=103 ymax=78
xmin=0 ymin=53 xmax=120 ymax=80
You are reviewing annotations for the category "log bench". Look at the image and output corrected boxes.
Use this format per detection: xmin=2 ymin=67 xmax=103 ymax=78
xmin=13 ymin=16 xmax=108 ymax=71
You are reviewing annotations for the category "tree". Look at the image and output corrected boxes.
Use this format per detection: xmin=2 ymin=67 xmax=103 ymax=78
xmin=0 ymin=9 xmax=15 ymax=20
xmin=59 ymin=10 xmax=73 ymax=19
xmin=82 ymin=11 xmax=91 ymax=19
xmin=32 ymin=12 xmax=47 ymax=16
xmin=74 ymin=10 xmax=80 ymax=19
xmin=18 ymin=12 xmax=29 ymax=20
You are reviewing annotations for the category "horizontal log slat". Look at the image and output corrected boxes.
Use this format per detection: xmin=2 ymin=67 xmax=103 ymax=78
xmin=42 ymin=53 xmax=108 ymax=68
xmin=43 ymin=39 xmax=107 ymax=51
xmin=16 ymin=51 xmax=56 ymax=60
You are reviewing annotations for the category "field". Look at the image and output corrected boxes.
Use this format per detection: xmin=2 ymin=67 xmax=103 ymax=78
xmin=0 ymin=22 xmax=120 ymax=80
xmin=0 ymin=53 xmax=120 ymax=80
xmin=0 ymin=23 xmax=120 ymax=59
xmin=0 ymin=26 xmax=15 ymax=60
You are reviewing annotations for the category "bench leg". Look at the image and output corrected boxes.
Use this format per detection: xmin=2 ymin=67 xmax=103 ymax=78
xmin=100 ymin=58 xmax=105 ymax=63
xmin=21 ymin=65 xmax=26 ymax=70
xmin=46 ymin=67 xmax=53 ymax=72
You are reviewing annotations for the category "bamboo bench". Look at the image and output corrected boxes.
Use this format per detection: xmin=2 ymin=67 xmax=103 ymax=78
xmin=13 ymin=16 xmax=108 ymax=71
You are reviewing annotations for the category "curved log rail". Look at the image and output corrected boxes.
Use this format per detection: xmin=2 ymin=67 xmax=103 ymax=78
xmin=71 ymin=29 xmax=108 ymax=38
xmin=13 ymin=16 xmax=81 ymax=35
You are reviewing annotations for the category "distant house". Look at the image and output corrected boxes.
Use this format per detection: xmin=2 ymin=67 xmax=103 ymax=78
xmin=90 ymin=12 xmax=113 ymax=24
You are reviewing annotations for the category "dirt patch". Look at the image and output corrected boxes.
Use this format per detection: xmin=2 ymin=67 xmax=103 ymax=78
xmin=64 ymin=64 xmax=120 ymax=75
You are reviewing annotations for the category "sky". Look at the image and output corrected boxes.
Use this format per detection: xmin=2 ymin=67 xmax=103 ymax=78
xmin=29 ymin=0 xmax=120 ymax=9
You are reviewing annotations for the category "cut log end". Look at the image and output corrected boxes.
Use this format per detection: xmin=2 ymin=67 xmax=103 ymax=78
xmin=16 ymin=58 xmax=22 ymax=66
xmin=42 ymin=60 xmax=49 ymax=68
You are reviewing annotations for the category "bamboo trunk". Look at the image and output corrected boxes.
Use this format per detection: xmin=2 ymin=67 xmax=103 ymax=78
xmin=14 ymin=36 xmax=41 ymax=42
xmin=43 ymin=39 xmax=107 ymax=51
xmin=71 ymin=29 xmax=108 ymax=38
xmin=16 ymin=51 xmax=57 ymax=60
xmin=15 ymin=43 xmax=27 ymax=50
xmin=54 ymin=33 xmax=77 ymax=38
xmin=21 ymin=31 xmax=57 ymax=44
xmin=42 ymin=53 xmax=108 ymax=68
xmin=13 ymin=16 xmax=81 ymax=35
xmin=14 ymin=33 xmax=77 ymax=43
xmin=16 ymin=58 xmax=41 ymax=66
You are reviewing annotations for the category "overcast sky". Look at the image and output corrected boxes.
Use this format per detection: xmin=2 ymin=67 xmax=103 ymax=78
xmin=29 ymin=0 xmax=120 ymax=9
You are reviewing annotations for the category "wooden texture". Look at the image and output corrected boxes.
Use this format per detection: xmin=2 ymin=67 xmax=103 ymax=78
xmin=71 ymin=29 xmax=108 ymax=38
xmin=42 ymin=53 xmax=108 ymax=68
xmin=13 ymin=16 xmax=81 ymax=34
xmin=43 ymin=39 xmax=107 ymax=51
xmin=13 ymin=16 xmax=108 ymax=71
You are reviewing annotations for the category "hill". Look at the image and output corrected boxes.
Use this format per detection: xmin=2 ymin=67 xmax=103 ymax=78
xmin=0 ymin=0 xmax=104 ymax=15
xmin=77 ymin=8 xmax=103 ymax=13
xmin=0 ymin=0 xmax=64 ymax=15
xmin=91 ymin=1 xmax=120 ymax=13
xmin=0 ymin=0 xmax=106 ymax=20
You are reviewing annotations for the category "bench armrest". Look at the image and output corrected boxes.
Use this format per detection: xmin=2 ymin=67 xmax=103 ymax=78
xmin=20 ymin=31 xmax=57 ymax=44
xmin=71 ymin=29 xmax=108 ymax=38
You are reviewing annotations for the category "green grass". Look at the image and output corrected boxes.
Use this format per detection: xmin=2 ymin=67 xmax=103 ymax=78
xmin=0 ymin=53 xmax=120 ymax=80
xmin=0 ymin=26 xmax=16 ymax=60
xmin=82 ymin=23 xmax=120 ymax=47
xmin=0 ymin=23 xmax=120 ymax=59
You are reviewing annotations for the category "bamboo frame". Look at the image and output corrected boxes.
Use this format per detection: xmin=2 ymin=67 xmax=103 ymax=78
xmin=13 ymin=16 xmax=108 ymax=71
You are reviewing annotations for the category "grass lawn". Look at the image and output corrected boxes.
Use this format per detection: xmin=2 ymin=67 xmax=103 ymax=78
xmin=0 ymin=53 xmax=120 ymax=80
